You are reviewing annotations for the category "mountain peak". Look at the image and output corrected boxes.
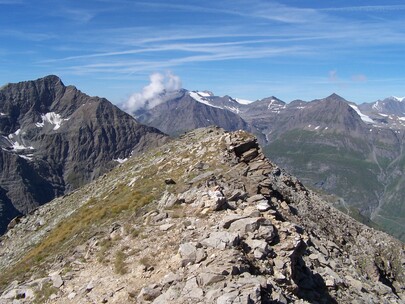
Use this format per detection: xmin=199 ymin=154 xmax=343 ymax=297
xmin=41 ymin=74 xmax=62 ymax=82
xmin=26 ymin=75 xmax=64 ymax=88
xmin=326 ymin=93 xmax=346 ymax=101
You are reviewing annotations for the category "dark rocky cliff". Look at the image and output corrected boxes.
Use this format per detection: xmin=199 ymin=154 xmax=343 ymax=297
xmin=0 ymin=75 xmax=167 ymax=233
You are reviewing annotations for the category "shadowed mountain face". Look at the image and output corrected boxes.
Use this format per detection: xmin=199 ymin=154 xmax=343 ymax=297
xmin=0 ymin=75 xmax=167 ymax=233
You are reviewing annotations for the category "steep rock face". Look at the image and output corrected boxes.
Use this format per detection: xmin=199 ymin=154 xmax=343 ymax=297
xmin=0 ymin=75 xmax=167 ymax=233
xmin=134 ymin=90 xmax=252 ymax=137
xmin=0 ymin=127 xmax=403 ymax=303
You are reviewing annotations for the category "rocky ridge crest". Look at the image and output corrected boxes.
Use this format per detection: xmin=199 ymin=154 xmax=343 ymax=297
xmin=0 ymin=127 xmax=403 ymax=303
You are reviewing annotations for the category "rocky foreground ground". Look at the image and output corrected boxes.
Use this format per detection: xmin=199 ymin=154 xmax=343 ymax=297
xmin=0 ymin=127 xmax=404 ymax=303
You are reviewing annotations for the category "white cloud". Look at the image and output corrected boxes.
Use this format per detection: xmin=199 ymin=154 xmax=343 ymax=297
xmin=123 ymin=72 xmax=181 ymax=113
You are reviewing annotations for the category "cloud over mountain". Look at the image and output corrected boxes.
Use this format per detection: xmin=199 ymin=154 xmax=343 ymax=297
xmin=123 ymin=72 xmax=181 ymax=112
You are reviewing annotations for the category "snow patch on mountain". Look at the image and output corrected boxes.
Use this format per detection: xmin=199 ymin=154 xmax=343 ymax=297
xmin=235 ymin=98 xmax=253 ymax=105
xmin=0 ymin=113 xmax=5 ymax=116
xmin=372 ymin=101 xmax=382 ymax=111
xmin=196 ymin=91 xmax=214 ymax=97
xmin=5 ymin=129 xmax=35 ymax=151
xmin=267 ymin=99 xmax=278 ymax=109
xmin=36 ymin=112 xmax=69 ymax=130
xmin=224 ymin=106 xmax=240 ymax=114
xmin=189 ymin=92 xmax=222 ymax=109
xmin=5 ymin=137 xmax=34 ymax=151
xmin=19 ymin=154 xmax=33 ymax=161
xmin=114 ymin=158 xmax=128 ymax=164
xmin=349 ymin=104 xmax=374 ymax=123
xmin=393 ymin=96 xmax=405 ymax=102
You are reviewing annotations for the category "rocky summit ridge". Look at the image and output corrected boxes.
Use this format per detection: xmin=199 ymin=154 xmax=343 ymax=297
xmin=0 ymin=127 xmax=404 ymax=303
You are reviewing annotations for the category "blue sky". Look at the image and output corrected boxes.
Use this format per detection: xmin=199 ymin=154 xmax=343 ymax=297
xmin=1 ymin=0 xmax=405 ymax=104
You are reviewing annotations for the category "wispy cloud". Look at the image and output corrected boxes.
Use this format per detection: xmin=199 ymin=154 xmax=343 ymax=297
xmin=0 ymin=30 xmax=55 ymax=41
xmin=61 ymin=8 xmax=96 ymax=23
xmin=320 ymin=5 xmax=405 ymax=12
xmin=0 ymin=0 xmax=24 ymax=4
xmin=4 ymin=0 xmax=405 ymax=102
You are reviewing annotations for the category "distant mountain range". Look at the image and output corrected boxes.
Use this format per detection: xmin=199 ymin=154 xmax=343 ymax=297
xmin=131 ymin=89 xmax=405 ymax=241
xmin=1 ymin=76 xmax=404 ymax=241
xmin=0 ymin=75 xmax=167 ymax=233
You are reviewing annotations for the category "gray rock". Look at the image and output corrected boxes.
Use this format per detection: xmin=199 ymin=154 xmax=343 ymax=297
xmin=179 ymin=242 xmax=197 ymax=266
xmin=207 ymin=188 xmax=227 ymax=211
xmin=216 ymin=290 xmax=239 ymax=304
xmin=159 ymin=223 xmax=174 ymax=231
xmin=245 ymin=239 xmax=270 ymax=259
xmin=138 ymin=285 xmax=161 ymax=302
xmin=346 ymin=276 xmax=367 ymax=292
xmin=198 ymin=272 xmax=226 ymax=286
xmin=205 ymin=289 xmax=223 ymax=302
xmin=274 ymin=258 xmax=285 ymax=270
xmin=157 ymin=191 xmax=178 ymax=208
xmin=241 ymin=148 xmax=259 ymax=162
xmin=195 ymin=248 xmax=207 ymax=263
xmin=200 ymin=231 xmax=239 ymax=250
xmin=152 ymin=286 xmax=180 ymax=304
xmin=85 ymin=281 xmax=94 ymax=292
xmin=1 ymin=289 xmax=17 ymax=299
xmin=181 ymin=277 xmax=203 ymax=298
xmin=228 ymin=217 xmax=263 ymax=236
xmin=254 ymin=224 xmax=276 ymax=243
xmin=161 ymin=272 xmax=180 ymax=286
xmin=220 ymin=214 xmax=247 ymax=229
xmin=51 ymin=274 xmax=63 ymax=288
xmin=238 ymin=284 xmax=262 ymax=303
xmin=247 ymin=194 xmax=267 ymax=204
xmin=256 ymin=201 xmax=271 ymax=212
xmin=67 ymin=292 xmax=76 ymax=299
